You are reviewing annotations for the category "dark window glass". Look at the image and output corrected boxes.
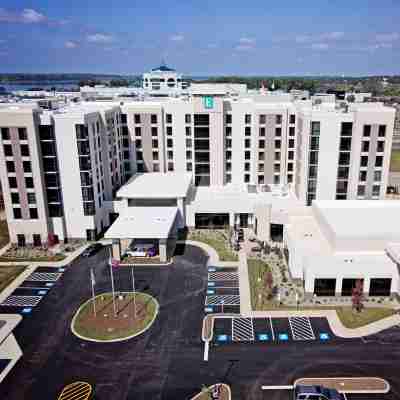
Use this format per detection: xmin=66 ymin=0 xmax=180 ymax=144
xmin=27 ymin=192 xmax=36 ymax=204
xmin=195 ymin=152 xmax=210 ymax=162
xmin=311 ymin=121 xmax=320 ymax=135
xmin=194 ymin=114 xmax=209 ymax=125
xmin=83 ymin=202 xmax=96 ymax=216
xmin=46 ymin=173 xmax=60 ymax=187
xmin=20 ymin=144 xmax=30 ymax=157
xmin=3 ymin=144 xmax=12 ymax=156
xmin=195 ymin=140 xmax=209 ymax=150
xmin=76 ymin=124 xmax=88 ymax=140
xmin=167 ymin=126 xmax=173 ymax=136
xmin=363 ymin=125 xmax=371 ymax=137
xmin=1 ymin=127 xmax=10 ymax=140
xmin=339 ymin=152 xmax=350 ymax=165
xmin=225 ymin=126 xmax=232 ymax=136
xmin=225 ymin=114 xmax=232 ymax=124
xmin=337 ymin=166 xmax=349 ymax=179
xmin=357 ymin=185 xmax=365 ymax=196
xmin=135 ymin=139 xmax=142 ymax=148
xmin=167 ymin=138 xmax=173 ymax=147
xmin=6 ymin=161 xmax=15 ymax=173
xmin=194 ymin=127 xmax=209 ymax=138
xmin=310 ymin=136 xmax=319 ymax=150
xmin=18 ymin=127 xmax=27 ymax=140
xmin=276 ymin=115 xmax=282 ymax=124
xmin=259 ymin=127 xmax=265 ymax=136
xmin=151 ymin=114 xmax=158 ymax=124
xmin=82 ymin=187 xmax=94 ymax=201
xmin=259 ymin=114 xmax=266 ymax=124
xmin=11 ymin=193 xmax=19 ymax=204
xmin=245 ymin=139 xmax=251 ymax=148
xmin=135 ymin=127 xmax=141 ymax=136
xmin=245 ymin=126 xmax=251 ymax=136
xmin=151 ymin=127 xmax=158 ymax=137
xmin=289 ymin=126 xmax=295 ymax=136
xmin=362 ymin=141 xmax=370 ymax=153
xmin=39 ymin=125 xmax=55 ymax=140
xmin=359 ymin=170 xmax=367 ymax=181
xmin=44 ymin=157 xmax=58 ymax=172
xmin=23 ymin=161 xmax=31 ymax=172
xmin=375 ymin=156 xmax=383 ymax=167
xmin=185 ymin=114 xmax=191 ymax=124
xmin=25 ymin=177 xmax=34 ymax=188
xmin=244 ymin=151 xmax=251 ymax=160
xmin=29 ymin=208 xmax=38 ymax=219
xmin=166 ymin=114 xmax=172 ymax=124
xmin=186 ymin=163 xmax=193 ymax=171
xmin=275 ymin=139 xmax=281 ymax=149
xmin=8 ymin=177 xmax=17 ymax=188
xmin=290 ymin=114 xmax=296 ymax=124
xmin=339 ymin=137 xmax=352 ymax=151
xmin=378 ymin=125 xmax=386 ymax=137
xmin=186 ymin=126 xmax=191 ymax=136
xmin=275 ymin=127 xmax=282 ymax=137
xmin=288 ymin=151 xmax=294 ymax=160
xmin=259 ymin=152 xmax=265 ymax=160
xmin=168 ymin=162 xmax=174 ymax=171
xmin=309 ymin=151 xmax=318 ymax=165
xmin=360 ymin=156 xmax=368 ymax=167
xmin=341 ymin=122 xmax=353 ymax=136
xmin=152 ymin=139 xmax=158 ymax=148
xmin=134 ymin=114 xmax=141 ymax=124
xmin=259 ymin=140 xmax=265 ymax=148
xmin=377 ymin=141 xmax=385 ymax=152
xmin=288 ymin=139 xmax=295 ymax=148
xmin=121 ymin=114 xmax=127 ymax=124
xmin=49 ymin=204 xmax=63 ymax=217
xmin=244 ymin=174 xmax=250 ymax=183
xmin=245 ymin=114 xmax=251 ymax=124
xmin=136 ymin=152 xmax=143 ymax=160
xmin=13 ymin=208 xmax=22 ymax=219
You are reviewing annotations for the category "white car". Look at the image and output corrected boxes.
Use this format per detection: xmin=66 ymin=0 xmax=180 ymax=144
xmin=125 ymin=244 xmax=156 ymax=257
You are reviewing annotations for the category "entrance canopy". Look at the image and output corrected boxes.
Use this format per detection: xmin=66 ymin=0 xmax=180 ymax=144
xmin=104 ymin=207 xmax=178 ymax=239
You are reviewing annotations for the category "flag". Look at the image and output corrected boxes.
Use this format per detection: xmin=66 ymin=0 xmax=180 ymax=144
xmin=90 ymin=268 xmax=96 ymax=286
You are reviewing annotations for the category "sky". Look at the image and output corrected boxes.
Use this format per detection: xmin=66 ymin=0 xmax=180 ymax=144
xmin=0 ymin=0 xmax=400 ymax=76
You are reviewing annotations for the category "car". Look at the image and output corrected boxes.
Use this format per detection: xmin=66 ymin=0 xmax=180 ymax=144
xmin=125 ymin=244 xmax=157 ymax=257
xmin=81 ymin=243 xmax=103 ymax=257
xmin=294 ymin=385 xmax=344 ymax=400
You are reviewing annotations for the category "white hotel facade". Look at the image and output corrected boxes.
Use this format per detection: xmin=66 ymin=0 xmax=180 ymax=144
xmin=0 ymin=86 xmax=399 ymax=297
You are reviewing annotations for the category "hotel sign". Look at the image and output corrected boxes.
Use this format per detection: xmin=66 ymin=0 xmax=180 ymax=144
xmin=203 ymin=96 xmax=214 ymax=109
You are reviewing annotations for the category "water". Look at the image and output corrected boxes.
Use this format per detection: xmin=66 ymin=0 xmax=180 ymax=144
xmin=0 ymin=80 xmax=81 ymax=92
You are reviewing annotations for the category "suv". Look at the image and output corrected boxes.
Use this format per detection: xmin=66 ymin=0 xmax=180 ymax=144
xmin=125 ymin=244 xmax=157 ymax=258
xmin=294 ymin=385 xmax=344 ymax=400
xmin=82 ymin=243 xmax=103 ymax=257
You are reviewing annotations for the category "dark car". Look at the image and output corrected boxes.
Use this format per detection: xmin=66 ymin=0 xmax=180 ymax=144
xmin=294 ymin=384 xmax=344 ymax=400
xmin=82 ymin=243 xmax=103 ymax=257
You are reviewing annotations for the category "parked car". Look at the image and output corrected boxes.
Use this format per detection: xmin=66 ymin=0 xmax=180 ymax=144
xmin=82 ymin=243 xmax=103 ymax=257
xmin=125 ymin=244 xmax=157 ymax=257
xmin=294 ymin=385 xmax=344 ymax=400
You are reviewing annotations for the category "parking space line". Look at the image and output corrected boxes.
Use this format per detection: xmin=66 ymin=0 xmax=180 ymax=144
xmin=269 ymin=317 xmax=275 ymax=341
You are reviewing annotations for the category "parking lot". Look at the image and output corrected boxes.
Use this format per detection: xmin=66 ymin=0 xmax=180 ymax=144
xmin=205 ymin=266 xmax=240 ymax=314
xmin=0 ymin=266 xmax=67 ymax=315
xmin=213 ymin=316 xmax=339 ymax=345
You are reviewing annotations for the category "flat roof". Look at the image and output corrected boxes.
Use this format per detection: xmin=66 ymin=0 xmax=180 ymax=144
xmin=117 ymin=172 xmax=192 ymax=199
xmin=104 ymin=207 xmax=178 ymax=239
xmin=314 ymin=201 xmax=400 ymax=242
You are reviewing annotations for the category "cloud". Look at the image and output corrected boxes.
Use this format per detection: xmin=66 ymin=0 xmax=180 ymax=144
xmin=235 ymin=44 xmax=254 ymax=51
xmin=0 ymin=8 xmax=47 ymax=23
xmin=296 ymin=32 xmax=344 ymax=43
xmin=310 ymin=43 xmax=329 ymax=50
xmin=239 ymin=37 xmax=255 ymax=44
xmin=65 ymin=40 xmax=78 ymax=49
xmin=375 ymin=33 xmax=400 ymax=42
xmin=207 ymin=43 xmax=218 ymax=49
xmin=87 ymin=33 xmax=113 ymax=43
xmin=169 ymin=34 xmax=184 ymax=42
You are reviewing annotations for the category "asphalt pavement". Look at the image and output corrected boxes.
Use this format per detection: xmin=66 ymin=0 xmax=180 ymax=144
xmin=0 ymin=244 xmax=400 ymax=400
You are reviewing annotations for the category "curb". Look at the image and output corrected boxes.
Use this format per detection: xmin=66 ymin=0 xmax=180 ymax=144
xmin=70 ymin=291 xmax=159 ymax=343
xmin=189 ymin=383 xmax=231 ymax=400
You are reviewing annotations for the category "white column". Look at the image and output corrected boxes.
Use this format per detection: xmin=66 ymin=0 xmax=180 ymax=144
xmin=112 ymin=239 xmax=121 ymax=261
xmin=159 ymin=239 xmax=167 ymax=263
xmin=335 ymin=277 xmax=343 ymax=296
xmin=229 ymin=212 xmax=235 ymax=227
xmin=363 ymin=277 xmax=371 ymax=295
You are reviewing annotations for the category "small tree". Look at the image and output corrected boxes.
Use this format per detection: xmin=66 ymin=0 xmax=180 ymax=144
xmin=352 ymin=279 xmax=364 ymax=313
xmin=264 ymin=271 xmax=274 ymax=300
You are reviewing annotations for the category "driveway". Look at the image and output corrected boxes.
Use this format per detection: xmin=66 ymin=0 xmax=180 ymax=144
xmin=1 ymin=244 xmax=400 ymax=400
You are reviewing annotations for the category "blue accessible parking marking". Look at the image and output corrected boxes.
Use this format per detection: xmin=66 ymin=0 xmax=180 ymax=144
xmin=58 ymin=268 xmax=65 ymax=272
xmin=207 ymin=289 xmax=215 ymax=295
xmin=204 ymin=307 xmax=214 ymax=313
xmin=37 ymin=290 xmax=47 ymax=295
xmin=217 ymin=334 xmax=229 ymax=342
xmin=258 ymin=334 xmax=269 ymax=341
xmin=22 ymin=308 xmax=32 ymax=314
xmin=208 ymin=268 xmax=216 ymax=272
xmin=45 ymin=283 xmax=54 ymax=287
xmin=319 ymin=333 xmax=330 ymax=340
xmin=207 ymin=282 xmax=215 ymax=287
xmin=278 ymin=333 xmax=289 ymax=341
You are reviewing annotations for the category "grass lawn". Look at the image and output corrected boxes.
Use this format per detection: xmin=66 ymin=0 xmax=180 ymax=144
xmin=247 ymin=258 xmax=274 ymax=309
xmin=188 ymin=230 xmax=238 ymax=262
xmin=0 ymin=220 xmax=9 ymax=249
xmin=0 ymin=264 xmax=27 ymax=293
xmin=73 ymin=292 xmax=158 ymax=341
xmin=336 ymin=307 xmax=397 ymax=329
xmin=390 ymin=149 xmax=400 ymax=172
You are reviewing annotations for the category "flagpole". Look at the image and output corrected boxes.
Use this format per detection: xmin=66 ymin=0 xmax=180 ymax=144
xmin=109 ymin=248 xmax=117 ymax=317
xmin=90 ymin=268 xmax=96 ymax=316
xmin=131 ymin=265 xmax=136 ymax=319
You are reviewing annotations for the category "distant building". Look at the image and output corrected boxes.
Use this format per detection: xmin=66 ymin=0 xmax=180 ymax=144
xmin=142 ymin=62 xmax=188 ymax=93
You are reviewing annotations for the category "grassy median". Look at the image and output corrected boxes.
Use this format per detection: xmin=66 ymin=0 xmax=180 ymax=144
xmin=390 ymin=149 xmax=400 ymax=172
xmin=336 ymin=307 xmax=397 ymax=329
xmin=0 ymin=264 xmax=27 ymax=293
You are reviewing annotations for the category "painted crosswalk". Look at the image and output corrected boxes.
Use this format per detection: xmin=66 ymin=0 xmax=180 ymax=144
xmin=289 ymin=317 xmax=316 ymax=340
xmin=205 ymin=295 xmax=240 ymax=306
xmin=27 ymin=272 xmax=62 ymax=282
xmin=232 ymin=317 xmax=254 ymax=341
xmin=208 ymin=272 xmax=238 ymax=281
xmin=1 ymin=295 xmax=42 ymax=307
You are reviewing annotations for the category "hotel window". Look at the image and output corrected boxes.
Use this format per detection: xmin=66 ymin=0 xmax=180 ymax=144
xmin=136 ymin=151 xmax=143 ymax=160
xmin=25 ymin=177 xmax=34 ymax=188
xmin=225 ymin=126 xmax=232 ymax=136
xmin=258 ymin=175 xmax=265 ymax=184
xmin=245 ymin=139 xmax=251 ymax=148
xmin=259 ymin=127 xmax=265 ymax=137
xmin=274 ymin=164 xmax=280 ymax=173
xmin=166 ymin=114 xmax=172 ymax=124
xmin=13 ymin=208 xmax=22 ymax=219
xmin=363 ymin=125 xmax=371 ymax=137
xmin=3 ymin=144 xmax=12 ymax=156
xmin=289 ymin=126 xmax=295 ymax=136
xmin=152 ymin=151 xmax=159 ymax=160
xmin=135 ymin=139 xmax=142 ymax=148
xmin=226 ymin=151 xmax=232 ymax=160
xmin=153 ymin=163 xmax=159 ymax=172
xmin=276 ymin=114 xmax=282 ymax=124
xmin=245 ymin=126 xmax=251 ymax=136
xmin=372 ymin=185 xmax=380 ymax=196
xmin=151 ymin=114 xmax=157 ymax=124
xmin=357 ymin=185 xmax=365 ymax=197
xmin=29 ymin=208 xmax=38 ymax=219
xmin=287 ymin=174 xmax=293 ymax=183
xmin=244 ymin=151 xmax=251 ymax=160
xmin=152 ymin=139 xmax=158 ymax=148
xmin=134 ymin=114 xmax=141 ymax=124
xmin=275 ymin=127 xmax=282 ymax=137
xmin=167 ymin=151 xmax=173 ymax=160
xmin=168 ymin=162 xmax=174 ymax=171
xmin=244 ymin=174 xmax=250 ymax=183
xmin=245 ymin=114 xmax=251 ymax=124
xmin=378 ymin=125 xmax=386 ymax=137
xmin=258 ymin=163 xmax=264 ymax=172
xmin=185 ymin=114 xmax=191 ymax=124
xmin=274 ymin=175 xmax=280 ymax=184
xmin=375 ymin=156 xmax=383 ymax=167
xmin=225 ymin=114 xmax=232 ymax=124
xmin=186 ymin=150 xmax=192 ymax=159
xmin=361 ymin=141 xmax=370 ymax=153
xmin=288 ymin=139 xmax=295 ymax=148
xmin=259 ymin=114 xmax=266 ymax=124
xmin=226 ymin=174 xmax=231 ymax=183
xmin=226 ymin=162 xmax=232 ymax=171
xmin=258 ymin=152 xmax=265 ymax=160
xmin=275 ymin=139 xmax=281 ymax=149
xmin=374 ymin=171 xmax=382 ymax=181
xmin=275 ymin=152 xmax=280 ymax=161
xmin=151 ymin=127 xmax=158 ymax=137
xmin=135 ymin=127 xmax=141 ymax=136
xmin=377 ymin=141 xmax=385 ymax=153
xmin=244 ymin=162 xmax=250 ymax=172
xmin=8 ymin=177 xmax=17 ymax=188
xmin=18 ymin=128 xmax=27 ymax=140
xmin=11 ymin=193 xmax=19 ymax=204
xmin=359 ymin=170 xmax=367 ymax=181
xmin=186 ymin=127 xmax=191 ymax=136
xmin=287 ymin=162 xmax=293 ymax=172
xmin=167 ymin=138 xmax=173 ymax=148
xmin=167 ymin=126 xmax=173 ymax=136
xmin=6 ymin=161 xmax=15 ymax=173
xmin=23 ymin=161 xmax=31 ymax=173
xmin=186 ymin=138 xmax=192 ymax=147
xmin=226 ymin=139 xmax=232 ymax=148
xmin=187 ymin=163 xmax=193 ymax=171
xmin=360 ymin=156 xmax=368 ymax=167
xmin=137 ymin=163 xmax=144 ymax=172
xmin=121 ymin=114 xmax=127 ymax=124
xmin=1 ymin=127 xmax=10 ymax=140
xmin=288 ymin=151 xmax=294 ymax=160
xmin=259 ymin=140 xmax=265 ymax=148
xmin=290 ymin=114 xmax=296 ymax=124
